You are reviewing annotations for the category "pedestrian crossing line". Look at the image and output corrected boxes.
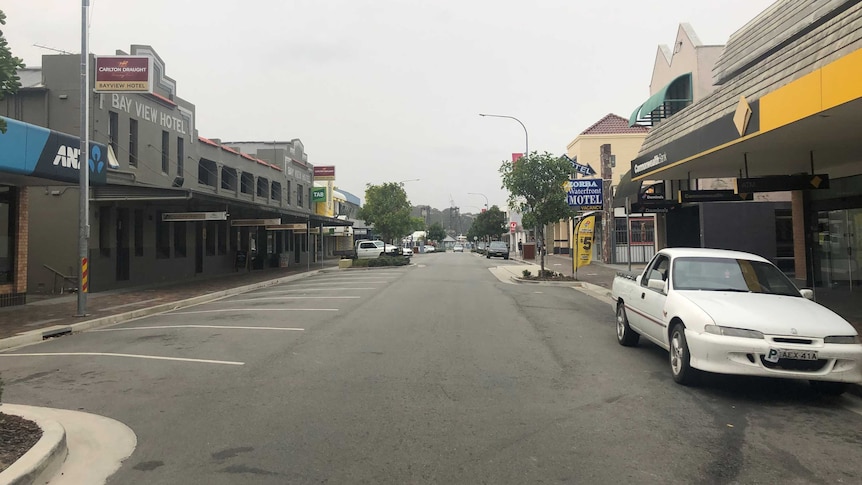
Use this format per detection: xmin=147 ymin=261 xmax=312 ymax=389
xmin=92 ymin=325 xmax=305 ymax=332
xmin=0 ymin=352 xmax=244 ymax=366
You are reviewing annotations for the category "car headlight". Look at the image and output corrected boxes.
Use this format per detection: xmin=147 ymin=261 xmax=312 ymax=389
xmin=824 ymin=335 xmax=861 ymax=344
xmin=704 ymin=325 xmax=765 ymax=339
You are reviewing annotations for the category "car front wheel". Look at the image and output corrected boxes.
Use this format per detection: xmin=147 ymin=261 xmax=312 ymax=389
xmin=616 ymin=303 xmax=639 ymax=347
xmin=670 ymin=323 xmax=699 ymax=385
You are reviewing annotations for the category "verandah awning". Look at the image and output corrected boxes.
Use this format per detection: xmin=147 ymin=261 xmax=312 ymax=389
xmin=629 ymin=72 xmax=693 ymax=126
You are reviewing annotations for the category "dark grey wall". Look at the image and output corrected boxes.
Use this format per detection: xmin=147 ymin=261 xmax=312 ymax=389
xmin=701 ymin=201 xmax=790 ymax=261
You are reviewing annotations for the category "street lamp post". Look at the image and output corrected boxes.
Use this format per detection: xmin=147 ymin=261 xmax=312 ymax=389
xmin=479 ymin=113 xmax=528 ymax=161
xmin=467 ymin=192 xmax=489 ymax=210
xmin=479 ymin=112 xmax=533 ymax=259
xmin=398 ymin=178 xmax=420 ymax=185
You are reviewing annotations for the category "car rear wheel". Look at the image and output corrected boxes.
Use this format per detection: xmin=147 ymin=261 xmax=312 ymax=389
xmin=616 ymin=303 xmax=639 ymax=347
xmin=809 ymin=380 xmax=846 ymax=396
xmin=670 ymin=323 xmax=699 ymax=385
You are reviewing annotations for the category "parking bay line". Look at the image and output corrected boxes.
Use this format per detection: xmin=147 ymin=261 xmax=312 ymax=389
xmin=253 ymin=288 xmax=376 ymax=295
xmin=0 ymin=352 xmax=244 ymax=366
xmin=92 ymin=325 xmax=305 ymax=332
xmin=167 ymin=308 xmax=338 ymax=315
xmin=228 ymin=296 xmax=360 ymax=303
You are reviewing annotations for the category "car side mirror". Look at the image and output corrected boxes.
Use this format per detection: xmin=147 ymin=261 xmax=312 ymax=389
xmin=647 ymin=278 xmax=666 ymax=293
xmin=800 ymin=288 xmax=815 ymax=301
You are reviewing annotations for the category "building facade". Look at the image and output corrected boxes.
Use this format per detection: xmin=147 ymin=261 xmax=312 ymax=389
xmin=0 ymin=45 xmax=349 ymax=302
xmin=620 ymin=0 xmax=862 ymax=290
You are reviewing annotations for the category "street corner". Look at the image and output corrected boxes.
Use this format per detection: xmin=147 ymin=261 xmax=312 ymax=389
xmin=1 ymin=404 xmax=137 ymax=485
xmin=0 ymin=404 xmax=67 ymax=485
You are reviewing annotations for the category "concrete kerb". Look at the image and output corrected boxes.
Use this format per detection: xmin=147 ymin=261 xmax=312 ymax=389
xmin=0 ymin=270 xmax=323 ymax=352
xmin=0 ymin=405 xmax=67 ymax=485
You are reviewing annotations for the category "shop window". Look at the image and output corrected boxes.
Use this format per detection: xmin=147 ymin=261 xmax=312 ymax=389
xmin=0 ymin=187 xmax=15 ymax=284
xmin=221 ymin=167 xmax=237 ymax=191
xmin=240 ymin=173 xmax=254 ymax=195
xmin=219 ymin=222 xmax=228 ymax=255
xmin=198 ymin=159 xmax=218 ymax=187
xmin=156 ymin=213 xmax=170 ymax=259
xmin=134 ymin=209 xmax=144 ymax=257
xmin=129 ymin=119 xmax=138 ymax=167
xmin=174 ymin=221 xmax=187 ymax=257
xmin=271 ymin=182 xmax=281 ymax=203
xmin=206 ymin=221 xmax=217 ymax=256
xmin=257 ymin=177 xmax=269 ymax=198
xmin=177 ymin=137 xmax=184 ymax=177
xmin=99 ymin=206 xmax=111 ymax=257
xmin=108 ymin=111 xmax=119 ymax=156
xmin=161 ymin=130 xmax=169 ymax=174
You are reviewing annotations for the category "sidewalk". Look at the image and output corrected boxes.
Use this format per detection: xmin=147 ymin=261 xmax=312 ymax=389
xmin=0 ymin=260 xmax=338 ymax=345
xmin=512 ymin=251 xmax=862 ymax=336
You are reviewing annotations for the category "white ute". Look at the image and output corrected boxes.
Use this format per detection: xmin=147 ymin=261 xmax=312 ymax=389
xmin=611 ymin=247 xmax=862 ymax=395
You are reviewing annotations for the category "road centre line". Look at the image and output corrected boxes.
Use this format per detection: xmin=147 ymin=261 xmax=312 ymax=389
xmin=229 ymin=296 xmax=360 ymax=302
xmin=167 ymin=308 xmax=338 ymax=315
xmin=0 ymin=352 xmax=244 ymax=366
xmin=92 ymin=325 xmax=305 ymax=332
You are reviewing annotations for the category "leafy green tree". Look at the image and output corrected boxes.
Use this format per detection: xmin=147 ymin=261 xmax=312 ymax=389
xmin=500 ymin=151 xmax=572 ymax=271
xmin=466 ymin=205 xmax=507 ymax=244
xmin=0 ymin=10 xmax=25 ymax=134
xmin=427 ymin=221 xmax=446 ymax=242
xmin=358 ymin=182 xmax=412 ymax=244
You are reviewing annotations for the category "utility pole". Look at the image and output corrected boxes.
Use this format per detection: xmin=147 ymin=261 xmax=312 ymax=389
xmin=601 ymin=144 xmax=613 ymax=264
xmin=77 ymin=0 xmax=90 ymax=316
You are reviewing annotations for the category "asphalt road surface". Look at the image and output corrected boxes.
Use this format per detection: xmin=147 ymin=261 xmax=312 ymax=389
xmin=2 ymin=251 xmax=862 ymax=484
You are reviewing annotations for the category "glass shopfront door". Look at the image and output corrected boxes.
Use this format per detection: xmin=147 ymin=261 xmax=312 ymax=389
xmin=815 ymin=209 xmax=862 ymax=289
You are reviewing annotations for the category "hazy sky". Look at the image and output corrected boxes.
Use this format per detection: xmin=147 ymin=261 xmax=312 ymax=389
xmin=6 ymin=0 xmax=775 ymax=211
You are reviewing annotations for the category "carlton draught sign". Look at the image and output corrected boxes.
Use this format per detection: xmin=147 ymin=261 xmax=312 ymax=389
xmin=94 ymin=56 xmax=153 ymax=93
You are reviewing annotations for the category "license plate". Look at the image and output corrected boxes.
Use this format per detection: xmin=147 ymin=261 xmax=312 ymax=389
xmin=765 ymin=348 xmax=818 ymax=363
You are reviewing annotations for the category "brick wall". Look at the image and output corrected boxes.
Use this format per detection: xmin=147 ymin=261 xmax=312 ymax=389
xmin=16 ymin=187 xmax=28 ymax=294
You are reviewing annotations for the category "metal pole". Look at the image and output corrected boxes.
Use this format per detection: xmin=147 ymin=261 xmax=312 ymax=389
xmin=626 ymin=197 xmax=632 ymax=272
xmin=306 ymin=215 xmax=310 ymax=272
xmin=77 ymin=0 xmax=90 ymax=316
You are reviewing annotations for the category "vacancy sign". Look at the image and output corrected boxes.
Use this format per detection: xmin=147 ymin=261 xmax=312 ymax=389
xmin=94 ymin=56 xmax=153 ymax=93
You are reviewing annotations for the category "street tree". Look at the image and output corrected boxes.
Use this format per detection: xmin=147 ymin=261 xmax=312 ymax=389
xmin=466 ymin=205 xmax=507 ymax=244
xmin=427 ymin=222 xmax=446 ymax=243
xmin=0 ymin=10 xmax=25 ymax=134
xmin=358 ymin=182 xmax=412 ymax=244
xmin=500 ymin=151 xmax=572 ymax=272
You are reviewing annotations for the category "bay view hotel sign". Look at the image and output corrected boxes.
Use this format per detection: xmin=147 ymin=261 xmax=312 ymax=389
xmin=94 ymin=56 xmax=154 ymax=93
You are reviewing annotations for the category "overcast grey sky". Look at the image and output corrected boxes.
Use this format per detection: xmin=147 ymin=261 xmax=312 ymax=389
xmin=6 ymin=0 xmax=775 ymax=211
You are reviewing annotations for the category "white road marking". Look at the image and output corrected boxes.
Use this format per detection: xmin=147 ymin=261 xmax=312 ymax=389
xmin=168 ymin=308 xmax=338 ymax=315
xmin=252 ymin=288 xmax=375 ymax=295
xmin=0 ymin=352 xmax=244 ymax=366
xmin=229 ymin=296 xmax=360 ymax=302
xmin=289 ymin=281 xmax=384 ymax=287
xmin=92 ymin=325 xmax=305 ymax=332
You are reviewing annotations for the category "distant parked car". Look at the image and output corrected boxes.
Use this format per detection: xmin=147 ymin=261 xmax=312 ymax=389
xmin=401 ymin=246 xmax=413 ymax=259
xmin=354 ymin=240 xmax=400 ymax=259
xmin=486 ymin=241 xmax=509 ymax=260
xmin=453 ymin=244 xmax=464 ymax=252
xmin=424 ymin=245 xmax=436 ymax=253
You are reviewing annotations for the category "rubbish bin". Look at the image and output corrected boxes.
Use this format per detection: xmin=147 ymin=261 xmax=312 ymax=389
xmin=522 ymin=242 xmax=536 ymax=260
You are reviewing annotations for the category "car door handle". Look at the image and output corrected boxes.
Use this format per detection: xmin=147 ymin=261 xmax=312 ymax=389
xmin=641 ymin=292 xmax=645 ymax=299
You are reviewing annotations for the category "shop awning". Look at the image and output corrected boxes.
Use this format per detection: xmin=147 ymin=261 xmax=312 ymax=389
xmin=612 ymin=170 xmax=641 ymax=208
xmin=629 ymin=73 xmax=693 ymax=126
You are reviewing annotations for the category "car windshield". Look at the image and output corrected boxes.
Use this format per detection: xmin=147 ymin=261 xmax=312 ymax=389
xmin=490 ymin=242 xmax=507 ymax=249
xmin=672 ymin=257 xmax=801 ymax=296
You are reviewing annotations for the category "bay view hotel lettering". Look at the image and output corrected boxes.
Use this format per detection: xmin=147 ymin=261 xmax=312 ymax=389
xmin=111 ymin=94 xmax=187 ymax=134
xmin=633 ymin=152 xmax=668 ymax=176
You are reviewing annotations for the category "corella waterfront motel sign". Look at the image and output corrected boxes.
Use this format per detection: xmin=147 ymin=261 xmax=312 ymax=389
xmin=566 ymin=179 xmax=603 ymax=211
